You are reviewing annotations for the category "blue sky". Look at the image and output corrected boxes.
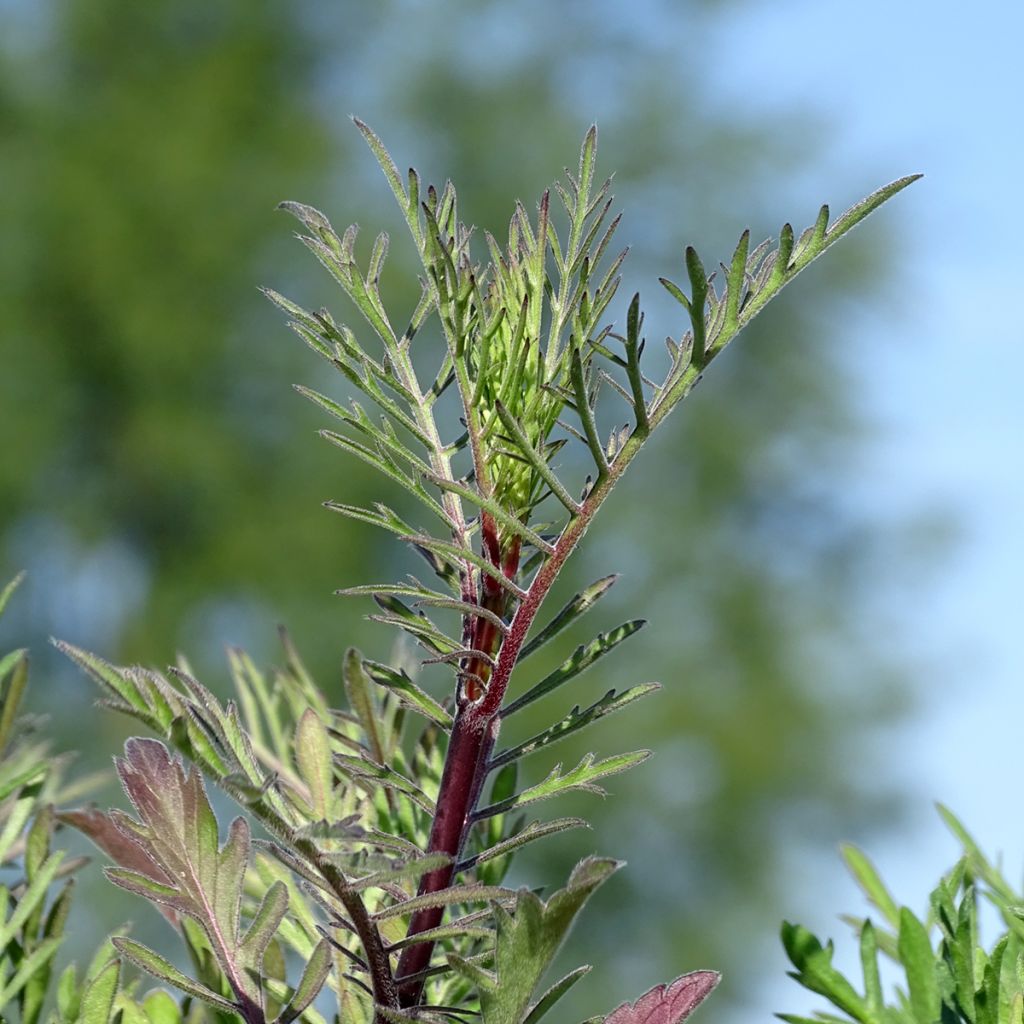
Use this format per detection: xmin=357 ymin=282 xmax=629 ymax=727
xmin=702 ymin=0 xmax=1024 ymax=1011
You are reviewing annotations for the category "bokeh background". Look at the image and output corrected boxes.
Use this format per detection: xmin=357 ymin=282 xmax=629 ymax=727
xmin=1 ymin=1 xmax=1020 ymax=1022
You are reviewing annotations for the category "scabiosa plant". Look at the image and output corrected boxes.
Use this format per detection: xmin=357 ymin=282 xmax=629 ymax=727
xmin=55 ymin=122 xmax=917 ymax=1024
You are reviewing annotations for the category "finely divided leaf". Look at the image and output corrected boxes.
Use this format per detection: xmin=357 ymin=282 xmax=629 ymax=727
xmin=474 ymin=750 xmax=650 ymax=820
xmin=490 ymin=684 xmax=660 ymax=769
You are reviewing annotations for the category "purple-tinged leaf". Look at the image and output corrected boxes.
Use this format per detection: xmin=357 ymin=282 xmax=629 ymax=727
xmin=603 ymin=971 xmax=720 ymax=1024
xmin=107 ymin=739 xmax=266 ymax=1018
xmin=62 ymin=806 xmax=180 ymax=926
xmin=60 ymin=807 xmax=169 ymax=884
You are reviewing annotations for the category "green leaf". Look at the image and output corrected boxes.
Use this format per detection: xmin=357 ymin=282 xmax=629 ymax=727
xmin=898 ymin=907 xmax=939 ymax=1024
xmin=474 ymin=750 xmax=651 ymax=819
xmin=770 ymin=179 xmax=916 ymax=300
xmin=105 ymin=868 xmax=183 ymax=908
xmin=386 ymin=914 xmax=495 ymax=952
xmin=275 ymin=938 xmax=332 ymax=1024
xmin=0 ymin=649 xmax=29 ymax=754
xmin=333 ymin=752 xmax=434 ymax=814
xmin=362 ymin=659 xmax=453 ymax=729
xmin=141 ymin=988 xmax=182 ymax=1024
xmin=347 ymin=852 xmax=452 ymax=893
xmin=859 ymin=921 xmax=883 ymax=1019
xmin=460 ymin=818 xmax=590 ymax=872
xmin=490 ymin=684 xmax=660 ymax=769
xmin=25 ymin=802 xmax=54 ymax=882
xmin=55 ymin=642 xmax=163 ymax=726
xmin=0 ymin=572 xmax=26 ymax=617
xmin=522 ymin=965 xmax=591 ymax=1024
xmin=0 ymin=850 xmax=65 ymax=949
xmin=683 ymin=246 xmax=708 ymax=366
xmin=481 ymin=857 xmax=621 ymax=1024
xmin=0 ymin=937 xmax=62 ymax=1012
xmin=57 ymin=961 xmax=80 ymax=1023
xmin=111 ymin=937 xmax=238 ymax=1015
xmin=501 ymin=620 xmax=647 ymax=719
xmin=518 ymin=575 xmax=619 ymax=663
xmin=842 ymin=845 xmax=901 ymax=929
xmin=373 ymin=884 xmax=517 ymax=922
xmin=781 ymin=921 xmax=868 ymax=1022
xmin=78 ymin=958 xmax=121 ymax=1024
xmin=353 ymin=119 xmax=420 ymax=244
xmin=295 ymin=709 xmax=334 ymax=821
xmin=239 ymin=880 xmax=290 ymax=972
xmin=343 ymin=647 xmax=386 ymax=765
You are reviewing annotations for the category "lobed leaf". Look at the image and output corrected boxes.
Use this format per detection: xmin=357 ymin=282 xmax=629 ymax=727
xmin=105 ymin=738 xmax=306 ymax=1019
xmin=474 ymin=750 xmax=651 ymax=820
xmin=603 ymin=971 xmax=720 ymax=1024
xmin=480 ymin=857 xmax=621 ymax=1024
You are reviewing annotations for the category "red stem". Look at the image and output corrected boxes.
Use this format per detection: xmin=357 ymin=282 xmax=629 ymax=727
xmin=394 ymin=496 xmax=603 ymax=1005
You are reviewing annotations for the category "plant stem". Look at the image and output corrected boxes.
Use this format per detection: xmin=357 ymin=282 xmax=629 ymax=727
xmin=250 ymin=812 xmax=400 ymax=1019
xmin=395 ymin=319 xmax=702 ymax=1006
xmin=394 ymin=428 xmax=652 ymax=1004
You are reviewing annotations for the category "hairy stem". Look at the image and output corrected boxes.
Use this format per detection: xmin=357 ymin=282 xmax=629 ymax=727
xmin=249 ymin=811 xmax=399 ymax=1019
xmin=394 ymin=420 xmax=653 ymax=1004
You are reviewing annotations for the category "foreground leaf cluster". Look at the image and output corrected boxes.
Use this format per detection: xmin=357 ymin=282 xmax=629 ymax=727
xmin=783 ymin=809 xmax=1024 ymax=1024
xmin=0 ymin=120 xmax=916 ymax=1024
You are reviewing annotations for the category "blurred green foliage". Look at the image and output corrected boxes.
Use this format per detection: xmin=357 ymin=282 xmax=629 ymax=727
xmin=0 ymin=1 xmax=928 ymax=1022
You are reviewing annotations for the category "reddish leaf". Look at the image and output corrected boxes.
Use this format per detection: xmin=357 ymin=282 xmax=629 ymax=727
xmin=60 ymin=806 xmax=178 ymax=923
xmin=603 ymin=971 xmax=720 ymax=1024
